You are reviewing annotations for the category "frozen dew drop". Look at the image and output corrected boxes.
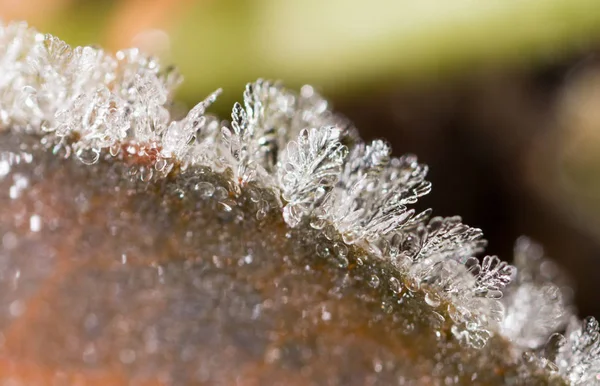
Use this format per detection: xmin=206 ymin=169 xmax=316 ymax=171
xmin=522 ymin=351 xmax=536 ymax=364
xmin=2 ymin=232 xmax=17 ymax=250
xmin=256 ymin=208 xmax=267 ymax=220
xmin=9 ymin=174 xmax=29 ymax=199
xmin=9 ymin=300 xmax=25 ymax=317
xmin=154 ymin=158 xmax=168 ymax=171
xmin=486 ymin=290 xmax=503 ymax=299
xmin=218 ymin=201 xmax=234 ymax=212
xmin=76 ymin=147 xmax=101 ymax=165
xmin=283 ymin=204 xmax=302 ymax=228
xmin=316 ymin=243 xmax=331 ymax=258
xmin=29 ymin=214 xmax=42 ymax=232
xmin=425 ymin=292 xmax=441 ymax=308
xmin=336 ymin=255 xmax=349 ymax=268
xmin=333 ymin=243 xmax=348 ymax=258
xmin=52 ymin=142 xmax=72 ymax=159
xmin=253 ymin=199 xmax=270 ymax=220
xmin=310 ymin=217 xmax=327 ymax=230
xmin=247 ymin=188 xmax=261 ymax=203
xmin=389 ymin=277 xmax=402 ymax=294
xmin=321 ymin=307 xmax=332 ymax=321
xmin=243 ymin=254 xmax=253 ymax=264
xmin=109 ymin=143 xmax=121 ymax=156
xmin=404 ymin=276 xmax=420 ymax=292
xmin=174 ymin=188 xmax=185 ymax=199
xmin=341 ymin=230 xmax=360 ymax=244
xmin=323 ymin=225 xmax=337 ymax=241
xmin=368 ymin=274 xmax=380 ymax=288
xmin=213 ymin=186 xmax=228 ymax=201
xmin=194 ymin=182 xmax=215 ymax=198
xmin=139 ymin=167 xmax=153 ymax=182
xmin=0 ymin=160 xmax=10 ymax=179
xmin=429 ymin=311 xmax=446 ymax=329
xmin=373 ymin=358 xmax=383 ymax=373
xmin=127 ymin=167 xmax=139 ymax=180
xmin=40 ymin=120 xmax=54 ymax=133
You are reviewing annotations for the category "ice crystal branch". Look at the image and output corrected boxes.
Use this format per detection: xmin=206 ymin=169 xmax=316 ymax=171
xmin=501 ymin=237 xmax=574 ymax=350
xmin=1 ymin=21 xmax=599 ymax=384
xmin=558 ymin=317 xmax=600 ymax=384
xmin=278 ymin=126 xmax=347 ymax=227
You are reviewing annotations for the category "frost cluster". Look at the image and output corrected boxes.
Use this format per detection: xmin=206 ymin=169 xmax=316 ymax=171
xmin=1 ymin=21 xmax=599 ymax=384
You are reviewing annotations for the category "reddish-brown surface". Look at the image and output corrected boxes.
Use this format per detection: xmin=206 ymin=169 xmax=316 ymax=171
xmin=0 ymin=133 xmax=553 ymax=385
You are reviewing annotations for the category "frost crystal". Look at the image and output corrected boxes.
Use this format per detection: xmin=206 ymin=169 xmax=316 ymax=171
xmin=278 ymin=127 xmax=347 ymax=227
xmin=501 ymin=237 xmax=573 ymax=350
xmin=469 ymin=255 xmax=514 ymax=299
xmin=1 ymin=21 xmax=599 ymax=384
xmin=556 ymin=317 xmax=600 ymax=384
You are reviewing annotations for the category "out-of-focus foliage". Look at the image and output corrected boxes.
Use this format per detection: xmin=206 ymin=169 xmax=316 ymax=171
xmin=3 ymin=0 xmax=600 ymax=106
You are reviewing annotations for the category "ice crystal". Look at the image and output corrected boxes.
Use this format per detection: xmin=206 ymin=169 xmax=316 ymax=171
xmin=1 ymin=21 xmax=599 ymax=384
xmin=313 ymin=151 xmax=431 ymax=246
xmin=278 ymin=126 xmax=347 ymax=227
xmin=501 ymin=237 xmax=573 ymax=350
xmin=556 ymin=317 xmax=600 ymax=384
xmin=469 ymin=255 xmax=514 ymax=299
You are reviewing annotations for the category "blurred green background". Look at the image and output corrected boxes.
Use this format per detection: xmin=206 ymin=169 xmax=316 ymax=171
xmin=4 ymin=0 xmax=600 ymax=318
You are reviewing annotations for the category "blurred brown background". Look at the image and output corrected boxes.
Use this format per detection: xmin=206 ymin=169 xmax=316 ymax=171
xmin=3 ymin=0 xmax=600 ymax=318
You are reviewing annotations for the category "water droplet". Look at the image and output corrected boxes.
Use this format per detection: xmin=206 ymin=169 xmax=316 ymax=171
xmin=323 ymin=225 xmax=337 ymax=241
xmin=247 ymin=188 xmax=261 ymax=203
xmin=29 ymin=214 xmax=42 ymax=232
xmin=213 ymin=186 xmax=228 ymax=201
xmin=333 ymin=243 xmax=348 ymax=258
xmin=316 ymin=243 xmax=330 ymax=258
xmin=283 ymin=205 xmax=301 ymax=227
xmin=155 ymin=158 xmax=167 ymax=171
xmin=389 ymin=277 xmax=401 ymax=294
xmin=219 ymin=202 xmax=233 ymax=212
xmin=310 ymin=217 xmax=326 ymax=230
xmin=369 ymin=275 xmax=380 ymax=288
xmin=522 ymin=351 xmax=535 ymax=363
xmin=2 ymin=232 xmax=17 ymax=250
xmin=373 ymin=358 xmax=383 ymax=373
xmin=139 ymin=167 xmax=153 ymax=182
xmin=52 ymin=141 xmax=72 ymax=158
xmin=174 ymin=188 xmax=185 ymax=199
xmin=109 ymin=143 xmax=121 ymax=156
xmin=76 ymin=147 xmax=100 ymax=165
xmin=404 ymin=277 xmax=420 ymax=292
xmin=9 ymin=300 xmax=25 ymax=317
xmin=256 ymin=208 xmax=267 ymax=220
xmin=40 ymin=120 xmax=54 ymax=132
xmin=194 ymin=182 xmax=215 ymax=198
xmin=9 ymin=174 xmax=29 ymax=199
xmin=265 ymin=347 xmax=281 ymax=364
xmin=336 ymin=255 xmax=349 ymax=268
xmin=342 ymin=230 xmax=359 ymax=244
xmin=429 ymin=311 xmax=445 ymax=328
xmin=127 ymin=166 xmax=139 ymax=179
xmin=0 ymin=160 xmax=10 ymax=179
xmin=425 ymin=292 xmax=441 ymax=307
